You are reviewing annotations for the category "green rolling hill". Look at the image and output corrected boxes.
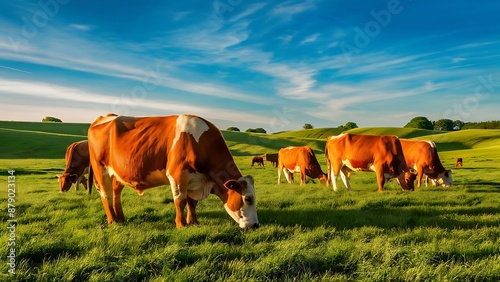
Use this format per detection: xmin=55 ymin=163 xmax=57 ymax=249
xmin=1 ymin=121 xmax=499 ymax=159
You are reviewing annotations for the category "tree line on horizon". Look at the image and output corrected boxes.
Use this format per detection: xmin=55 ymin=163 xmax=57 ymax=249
xmin=41 ymin=115 xmax=499 ymax=132
xmin=404 ymin=116 xmax=500 ymax=131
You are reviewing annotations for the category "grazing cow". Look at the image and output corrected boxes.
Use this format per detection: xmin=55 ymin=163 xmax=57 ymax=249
xmin=87 ymin=114 xmax=259 ymax=229
xmin=399 ymin=139 xmax=453 ymax=188
xmin=251 ymin=156 xmax=264 ymax=167
xmin=456 ymin=158 xmax=463 ymax=167
xmin=324 ymin=134 xmax=416 ymax=192
xmin=264 ymin=153 xmax=278 ymax=167
xmin=278 ymin=146 xmax=328 ymax=185
xmin=57 ymin=140 xmax=90 ymax=193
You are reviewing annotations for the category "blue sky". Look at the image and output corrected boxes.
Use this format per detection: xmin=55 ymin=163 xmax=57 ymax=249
xmin=1 ymin=0 xmax=499 ymax=132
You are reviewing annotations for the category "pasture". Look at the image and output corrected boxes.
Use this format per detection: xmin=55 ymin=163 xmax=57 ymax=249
xmin=1 ymin=121 xmax=499 ymax=281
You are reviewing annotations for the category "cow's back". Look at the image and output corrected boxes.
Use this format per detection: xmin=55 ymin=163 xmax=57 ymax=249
xmin=327 ymin=134 xmax=392 ymax=161
xmin=399 ymin=139 xmax=435 ymax=167
xmin=327 ymin=134 xmax=406 ymax=173
xmin=88 ymin=114 xmax=236 ymax=189
xmin=279 ymin=147 xmax=305 ymax=169
xmin=64 ymin=140 xmax=89 ymax=174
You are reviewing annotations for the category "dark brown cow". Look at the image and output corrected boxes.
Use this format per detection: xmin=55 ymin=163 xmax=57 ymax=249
xmin=278 ymin=146 xmax=328 ymax=185
xmin=399 ymin=139 xmax=453 ymax=188
xmin=87 ymin=114 xmax=259 ymax=229
xmin=324 ymin=134 xmax=416 ymax=192
xmin=57 ymin=140 xmax=90 ymax=193
xmin=264 ymin=153 xmax=278 ymax=167
xmin=456 ymin=158 xmax=463 ymax=167
xmin=251 ymin=156 xmax=264 ymax=167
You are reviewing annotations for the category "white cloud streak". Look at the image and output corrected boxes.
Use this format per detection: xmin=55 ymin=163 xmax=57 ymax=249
xmin=0 ymin=79 xmax=272 ymax=124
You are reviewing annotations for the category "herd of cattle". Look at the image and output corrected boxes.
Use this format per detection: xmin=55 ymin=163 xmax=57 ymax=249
xmin=57 ymin=114 xmax=456 ymax=229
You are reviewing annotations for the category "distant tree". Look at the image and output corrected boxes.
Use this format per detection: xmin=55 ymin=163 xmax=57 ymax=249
xmin=42 ymin=116 xmax=62 ymax=122
xmin=303 ymin=123 xmax=314 ymax=129
xmin=404 ymin=116 xmax=433 ymax=130
xmin=343 ymin=122 xmax=358 ymax=130
xmin=434 ymin=119 xmax=453 ymax=131
xmin=245 ymin=128 xmax=267 ymax=134
xmin=226 ymin=127 xmax=240 ymax=132
xmin=453 ymin=120 xmax=464 ymax=131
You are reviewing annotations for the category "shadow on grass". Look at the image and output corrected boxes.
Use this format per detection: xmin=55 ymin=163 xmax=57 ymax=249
xmin=0 ymin=168 xmax=61 ymax=176
xmin=464 ymin=180 xmax=500 ymax=193
xmin=201 ymin=204 xmax=500 ymax=230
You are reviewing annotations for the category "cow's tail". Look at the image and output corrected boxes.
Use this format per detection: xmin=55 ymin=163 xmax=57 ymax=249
xmin=87 ymin=165 xmax=93 ymax=195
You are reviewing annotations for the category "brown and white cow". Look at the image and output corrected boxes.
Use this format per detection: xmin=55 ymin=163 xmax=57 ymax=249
xmin=87 ymin=114 xmax=259 ymax=229
xmin=456 ymin=158 xmax=463 ymax=167
xmin=251 ymin=156 xmax=264 ymax=167
xmin=324 ymin=134 xmax=416 ymax=192
xmin=264 ymin=153 xmax=278 ymax=167
xmin=57 ymin=140 xmax=90 ymax=193
xmin=278 ymin=146 xmax=328 ymax=185
xmin=399 ymin=139 xmax=453 ymax=188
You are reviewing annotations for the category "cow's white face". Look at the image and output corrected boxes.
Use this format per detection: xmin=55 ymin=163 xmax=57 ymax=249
xmin=224 ymin=176 xmax=259 ymax=229
xmin=434 ymin=170 xmax=453 ymax=187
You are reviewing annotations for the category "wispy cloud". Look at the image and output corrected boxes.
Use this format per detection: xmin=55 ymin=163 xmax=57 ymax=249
xmin=0 ymin=65 xmax=32 ymax=74
xmin=69 ymin=24 xmax=92 ymax=31
xmin=0 ymin=79 xmax=272 ymax=124
xmin=451 ymin=57 xmax=466 ymax=63
xmin=300 ymin=33 xmax=319 ymax=45
xmin=229 ymin=3 xmax=267 ymax=22
xmin=271 ymin=0 xmax=316 ymax=19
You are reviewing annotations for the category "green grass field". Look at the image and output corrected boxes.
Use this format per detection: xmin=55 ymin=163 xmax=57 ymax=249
xmin=1 ymin=121 xmax=499 ymax=281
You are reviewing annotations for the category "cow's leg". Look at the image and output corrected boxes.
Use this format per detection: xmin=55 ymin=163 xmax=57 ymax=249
xmin=300 ymin=170 xmax=306 ymax=185
xmin=284 ymin=169 xmax=293 ymax=183
xmin=167 ymin=167 xmax=189 ymax=228
xmin=375 ymin=167 xmax=386 ymax=192
xmin=186 ymin=196 xmax=199 ymax=225
xmin=340 ymin=166 xmax=352 ymax=191
xmin=96 ymin=167 xmax=118 ymax=224
xmin=416 ymin=166 xmax=424 ymax=188
xmin=112 ymin=181 xmax=125 ymax=222
xmin=330 ymin=167 xmax=339 ymax=192
xmin=82 ymin=167 xmax=89 ymax=191
xmin=81 ymin=175 xmax=88 ymax=190
xmin=75 ymin=177 xmax=80 ymax=191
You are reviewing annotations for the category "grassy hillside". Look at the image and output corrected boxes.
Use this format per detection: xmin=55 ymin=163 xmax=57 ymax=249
xmin=0 ymin=121 xmax=89 ymax=136
xmin=414 ymin=129 xmax=500 ymax=150
xmin=272 ymin=127 xmax=345 ymax=139
xmin=223 ymin=131 xmax=327 ymax=155
xmin=346 ymin=127 xmax=445 ymax=139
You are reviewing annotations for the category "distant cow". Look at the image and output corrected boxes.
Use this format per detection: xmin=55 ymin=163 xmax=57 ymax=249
xmin=399 ymin=139 xmax=453 ymax=188
xmin=251 ymin=156 xmax=264 ymax=167
xmin=87 ymin=114 xmax=259 ymax=229
xmin=57 ymin=140 xmax=90 ymax=193
xmin=264 ymin=153 xmax=278 ymax=167
xmin=324 ymin=134 xmax=416 ymax=192
xmin=278 ymin=146 xmax=328 ymax=185
xmin=456 ymin=158 xmax=463 ymax=167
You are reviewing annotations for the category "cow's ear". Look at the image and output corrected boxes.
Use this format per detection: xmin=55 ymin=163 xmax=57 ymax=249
xmin=55 ymin=174 xmax=61 ymax=179
xmin=224 ymin=179 xmax=242 ymax=193
xmin=69 ymin=174 xmax=78 ymax=182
